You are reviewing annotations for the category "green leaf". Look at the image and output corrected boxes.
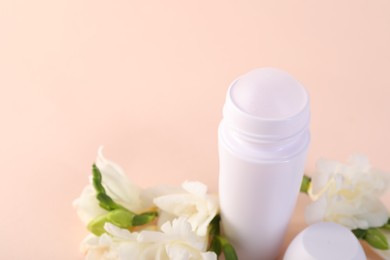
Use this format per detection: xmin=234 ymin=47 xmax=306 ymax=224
xmin=382 ymin=224 xmax=390 ymax=230
xmin=209 ymin=236 xmax=222 ymax=256
xmin=207 ymin=215 xmax=237 ymax=259
xmin=208 ymin=215 xmax=222 ymax=256
xmin=365 ymin=228 xmax=389 ymax=250
xmin=217 ymin=236 xmax=238 ymax=260
xmin=107 ymin=209 xmax=135 ymax=228
xmin=222 ymin=243 xmax=238 ymax=260
xmin=87 ymin=209 xmax=134 ymax=236
xmin=87 ymin=209 xmax=135 ymax=236
xmin=91 ymin=163 xmax=130 ymax=213
xmin=92 ymin=164 xmax=105 ymax=194
xmin=132 ymin=211 xmax=158 ymax=226
xmin=87 ymin=214 xmax=109 ymax=236
xmin=96 ymin=193 xmax=120 ymax=211
xmin=352 ymin=228 xmax=367 ymax=239
xmin=381 ymin=218 xmax=390 ymax=230
xmin=209 ymin=215 xmax=221 ymax=237
xmin=300 ymin=175 xmax=311 ymax=194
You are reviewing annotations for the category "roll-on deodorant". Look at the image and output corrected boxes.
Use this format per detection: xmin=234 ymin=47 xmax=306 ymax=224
xmin=218 ymin=68 xmax=310 ymax=259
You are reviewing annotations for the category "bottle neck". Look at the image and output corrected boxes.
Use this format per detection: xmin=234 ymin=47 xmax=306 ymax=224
xmin=219 ymin=120 xmax=310 ymax=161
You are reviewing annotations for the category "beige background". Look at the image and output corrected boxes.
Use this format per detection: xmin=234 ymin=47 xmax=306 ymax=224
xmin=1 ymin=0 xmax=390 ymax=259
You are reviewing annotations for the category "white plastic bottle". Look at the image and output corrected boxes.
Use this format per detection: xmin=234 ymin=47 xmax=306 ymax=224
xmin=218 ymin=68 xmax=310 ymax=259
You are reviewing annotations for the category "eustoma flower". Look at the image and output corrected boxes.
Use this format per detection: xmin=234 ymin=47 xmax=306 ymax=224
xmin=305 ymin=154 xmax=388 ymax=229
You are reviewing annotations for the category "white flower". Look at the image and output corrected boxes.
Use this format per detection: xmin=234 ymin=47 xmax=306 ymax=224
xmin=81 ymin=223 xmax=142 ymax=260
xmin=305 ymin=154 xmax=389 ymax=229
xmin=137 ymin=217 xmax=216 ymax=260
xmin=81 ymin=233 xmax=119 ymax=260
xmin=83 ymin=218 xmax=217 ymax=260
xmin=73 ymin=185 xmax=107 ymax=224
xmin=73 ymin=147 xmax=151 ymax=224
xmin=75 ymin=148 xmax=219 ymax=259
xmin=153 ymin=181 xmax=219 ymax=236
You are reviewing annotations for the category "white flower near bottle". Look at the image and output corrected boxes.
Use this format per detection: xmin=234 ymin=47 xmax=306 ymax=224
xmin=153 ymin=181 xmax=219 ymax=237
xmin=81 ymin=233 xmax=119 ymax=260
xmin=81 ymin=218 xmax=217 ymax=260
xmin=81 ymin=223 xmax=146 ymax=260
xmin=73 ymin=148 xmax=229 ymax=260
xmin=136 ymin=217 xmax=216 ymax=260
xmin=305 ymin=154 xmax=389 ymax=230
xmin=73 ymin=147 xmax=151 ymax=224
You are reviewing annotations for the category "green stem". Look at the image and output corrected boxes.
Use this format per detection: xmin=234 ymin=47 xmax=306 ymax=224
xmin=352 ymin=228 xmax=389 ymax=250
xmin=89 ymin=163 xmax=158 ymax=235
xmin=208 ymin=215 xmax=238 ymax=260
xmin=300 ymin=175 xmax=311 ymax=194
xmin=92 ymin=164 xmax=128 ymax=211
xmin=216 ymin=235 xmax=238 ymax=260
xmin=132 ymin=211 xmax=159 ymax=226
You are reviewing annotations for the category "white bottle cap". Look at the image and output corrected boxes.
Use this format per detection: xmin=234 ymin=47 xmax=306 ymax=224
xmin=223 ymin=68 xmax=310 ymax=141
xmin=284 ymin=222 xmax=366 ymax=260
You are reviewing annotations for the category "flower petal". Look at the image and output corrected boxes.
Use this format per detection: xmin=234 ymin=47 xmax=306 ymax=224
xmin=182 ymin=181 xmax=207 ymax=196
xmin=96 ymin=147 xmax=143 ymax=212
xmin=73 ymin=185 xmax=107 ymax=224
xmin=104 ymin=222 xmax=138 ymax=241
xmin=305 ymin=155 xmax=389 ymax=230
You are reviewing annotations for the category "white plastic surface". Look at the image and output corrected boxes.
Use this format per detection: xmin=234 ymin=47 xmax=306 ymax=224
xmin=218 ymin=68 xmax=310 ymax=259
xmin=223 ymin=68 xmax=310 ymax=140
xmin=284 ymin=222 xmax=366 ymax=260
xmin=230 ymin=68 xmax=307 ymax=119
xmin=218 ymin=142 xmax=308 ymax=259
